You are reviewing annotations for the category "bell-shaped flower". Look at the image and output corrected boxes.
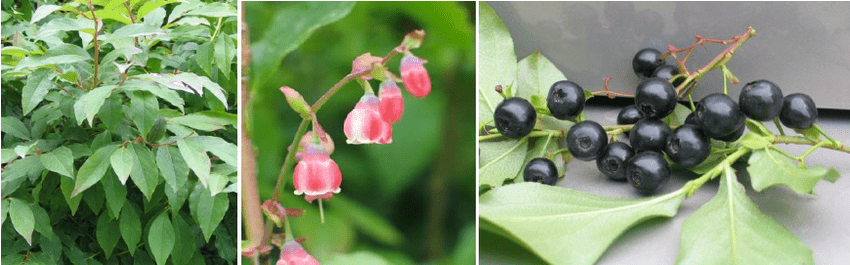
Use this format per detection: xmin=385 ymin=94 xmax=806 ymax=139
xmin=344 ymin=93 xmax=392 ymax=144
xmin=293 ymin=142 xmax=341 ymax=202
xmin=294 ymin=131 xmax=335 ymax=161
xmin=276 ymin=240 xmax=319 ymax=265
xmin=400 ymin=53 xmax=431 ymax=98
xmin=378 ymin=80 xmax=404 ymax=124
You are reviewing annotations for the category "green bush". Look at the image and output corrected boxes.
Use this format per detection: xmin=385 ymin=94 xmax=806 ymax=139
xmin=1 ymin=0 xmax=238 ymax=264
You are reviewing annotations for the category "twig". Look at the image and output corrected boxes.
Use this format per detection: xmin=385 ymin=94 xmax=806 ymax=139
xmin=591 ymin=76 xmax=635 ymax=98
xmin=773 ymin=135 xmax=849 ymax=154
xmin=87 ymin=1 xmax=100 ymax=91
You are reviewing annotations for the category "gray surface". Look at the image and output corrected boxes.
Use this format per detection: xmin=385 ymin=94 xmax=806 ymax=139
xmin=479 ymin=105 xmax=850 ymax=264
xmin=487 ymin=1 xmax=850 ymax=109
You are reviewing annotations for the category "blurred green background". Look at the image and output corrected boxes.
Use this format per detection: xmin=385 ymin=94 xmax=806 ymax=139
xmin=245 ymin=1 xmax=475 ymax=264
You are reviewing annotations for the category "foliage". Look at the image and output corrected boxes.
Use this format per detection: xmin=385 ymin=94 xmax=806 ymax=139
xmin=245 ymin=1 xmax=475 ymax=263
xmin=1 ymin=0 xmax=238 ymax=264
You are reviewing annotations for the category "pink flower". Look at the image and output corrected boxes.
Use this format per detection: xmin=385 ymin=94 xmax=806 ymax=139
xmin=293 ymin=143 xmax=341 ymax=202
xmin=276 ymin=240 xmax=319 ymax=265
xmin=294 ymin=131 xmax=335 ymax=161
xmin=400 ymin=54 xmax=431 ymax=98
xmin=344 ymin=94 xmax=392 ymax=144
xmin=378 ymin=80 xmax=404 ymax=124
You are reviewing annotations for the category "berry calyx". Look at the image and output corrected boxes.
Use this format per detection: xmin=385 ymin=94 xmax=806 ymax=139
xmin=664 ymin=125 xmax=710 ymax=167
xmin=547 ymin=80 xmax=585 ymax=120
xmin=779 ymin=93 xmax=818 ymax=130
xmin=524 ymin=158 xmax=558 ymax=185
xmin=651 ymin=64 xmax=685 ymax=88
xmin=694 ymin=93 xmax=744 ymax=139
xmin=626 ymin=151 xmax=671 ymax=194
xmin=739 ymin=80 xmax=783 ymax=121
xmin=629 ymin=118 xmax=672 ymax=152
xmin=634 ymin=77 xmax=677 ymax=119
xmin=632 ymin=48 xmax=666 ymax=79
xmin=494 ymin=97 xmax=536 ymax=139
xmin=596 ymin=142 xmax=635 ymax=181
xmin=567 ymin=120 xmax=608 ymax=161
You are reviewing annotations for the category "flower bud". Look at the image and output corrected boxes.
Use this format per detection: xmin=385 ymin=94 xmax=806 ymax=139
xmin=294 ymin=131 xmax=335 ymax=161
xmin=276 ymin=240 xmax=319 ymax=265
xmin=378 ymin=80 xmax=404 ymax=124
xmin=400 ymin=53 xmax=431 ymax=98
xmin=293 ymin=144 xmax=342 ymax=202
xmin=344 ymin=94 xmax=392 ymax=144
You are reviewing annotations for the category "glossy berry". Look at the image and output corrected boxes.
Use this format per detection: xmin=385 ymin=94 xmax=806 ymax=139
xmin=524 ymin=158 xmax=558 ymax=185
xmin=715 ymin=125 xmax=745 ymax=142
xmin=632 ymin=48 xmax=665 ymax=79
xmin=547 ymin=80 xmax=585 ymax=120
xmin=684 ymin=112 xmax=698 ymax=126
xmin=596 ymin=142 xmax=635 ymax=181
xmin=629 ymin=119 xmax=672 ymax=152
xmin=665 ymin=125 xmax=710 ymax=167
xmin=626 ymin=151 xmax=671 ymax=194
xmin=694 ymin=93 xmax=744 ymax=139
xmin=567 ymin=120 xmax=608 ymax=161
xmin=617 ymin=105 xmax=643 ymax=137
xmin=494 ymin=97 xmax=536 ymax=139
xmin=651 ymin=64 xmax=684 ymax=87
xmin=634 ymin=77 xmax=677 ymax=119
xmin=779 ymin=93 xmax=818 ymax=130
xmin=739 ymin=80 xmax=783 ymax=121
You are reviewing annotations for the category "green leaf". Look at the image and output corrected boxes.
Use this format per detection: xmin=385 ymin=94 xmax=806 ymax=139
xmin=186 ymin=2 xmax=237 ymax=17
xmin=479 ymin=183 xmax=686 ymax=265
xmin=333 ymin=196 xmax=404 ymax=246
xmin=738 ymin=132 xmax=771 ymax=149
xmin=0 ymin=200 xmax=8 ymax=226
xmin=22 ymin=68 xmax=56 ymax=115
xmin=120 ymin=202 xmax=142 ymax=256
xmin=479 ymin=139 xmax=527 ymax=188
xmin=514 ymin=133 xmax=564 ymax=182
xmin=170 ymin=213 xmax=197 ymax=265
xmin=128 ymin=91 xmax=159 ymax=137
xmin=167 ymin=110 xmax=236 ymax=131
xmin=214 ymin=34 xmax=235 ymax=76
xmin=1 ymin=116 xmax=31 ymax=140
xmin=15 ymin=44 xmax=92 ymax=70
xmin=178 ymin=137 xmax=211 ymax=188
xmin=478 ymin=2 xmax=517 ymax=124
xmin=110 ymin=146 xmax=134 ymax=184
xmin=60 ymin=176 xmax=83 ymax=215
xmin=72 ymin=144 xmax=119 ymax=197
xmin=194 ymin=42 xmax=214 ymax=76
xmin=251 ymin=1 xmax=354 ymax=91
xmin=30 ymin=4 xmax=62 ymax=24
xmin=137 ymin=0 xmax=179 ymax=19
xmin=747 ymin=148 xmax=840 ymax=195
xmin=98 ymin=96 xmax=126 ymax=132
xmin=516 ymin=51 xmax=566 ymax=99
xmin=677 ymin=166 xmax=812 ymax=264
xmin=73 ymin=85 xmax=115 ymax=126
xmin=324 ymin=251 xmax=391 ymax=265
xmin=96 ymin=213 xmax=120 ymax=258
xmin=156 ymin=146 xmax=189 ymax=192
xmin=102 ymin=171 xmax=127 ymax=219
xmin=193 ymin=136 xmax=237 ymax=166
xmin=663 ymin=104 xmax=691 ymax=127
xmin=104 ymin=23 xmax=165 ymax=44
xmin=189 ymin=183 xmax=229 ymax=242
xmin=40 ymin=146 xmax=74 ymax=178
xmin=128 ymin=143 xmax=160 ymax=200
xmin=9 ymin=198 xmax=35 ymax=245
xmin=148 ymin=211 xmax=176 ymax=265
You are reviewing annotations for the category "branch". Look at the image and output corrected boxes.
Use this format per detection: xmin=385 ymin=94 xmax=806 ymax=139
xmin=87 ymin=1 xmax=100 ymax=90
xmin=772 ymin=135 xmax=850 ymax=154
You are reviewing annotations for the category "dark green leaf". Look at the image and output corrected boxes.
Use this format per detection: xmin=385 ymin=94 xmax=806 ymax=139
xmin=1 ymin=116 xmax=31 ymax=140
xmin=156 ymin=146 xmax=189 ymax=192
xmin=128 ymin=91 xmax=159 ymax=137
xmin=194 ymin=42 xmax=214 ymax=76
xmin=170 ymin=213 xmax=197 ymax=265
xmin=74 ymin=85 xmax=115 ymax=126
xmin=60 ymin=176 xmax=83 ymax=215
xmin=72 ymin=144 xmax=119 ymax=197
xmin=128 ymin=143 xmax=160 ymax=200
xmin=333 ymin=196 xmax=404 ymax=246
xmin=0 ymin=200 xmax=8 ymax=226
xmin=120 ymin=202 xmax=142 ymax=256
xmin=96 ymin=213 xmax=121 ymax=258
xmin=214 ymin=34 xmax=234 ymax=76
xmin=40 ymin=146 xmax=74 ymax=178
xmin=148 ymin=211 xmax=176 ymax=265
xmin=22 ymin=68 xmax=56 ymax=115
xmin=102 ymin=171 xmax=127 ymax=219
xmin=83 ymin=182 xmax=105 ymax=214
xmin=189 ymin=183 xmax=228 ymax=241
xmin=9 ymin=198 xmax=35 ymax=245
xmin=167 ymin=110 xmax=236 ymax=131
xmin=98 ymin=96 xmax=125 ymax=133
xmin=178 ymin=137 xmax=211 ymax=187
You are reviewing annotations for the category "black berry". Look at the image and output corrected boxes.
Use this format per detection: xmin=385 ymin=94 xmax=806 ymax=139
xmin=632 ymin=48 xmax=665 ymax=79
xmin=524 ymin=157 xmax=558 ymax=185
xmin=617 ymin=105 xmax=643 ymax=137
xmin=651 ymin=64 xmax=684 ymax=87
xmin=626 ymin=151 xmax=671 ymax=194
xmin=665 ymin=125 xmax=710 ymax=167
xmin=494 ymin=97 xmax=536 ymax=139
xmin=629 ymin=119 xmax=672 ymax=152
xmin=779 ymin=93 xmax=818 ymax=130
xmin=634 ymin=77 xmax=677 ymax=119
xmin=739 ymin=80 xmax=783 ymax=121
xmin=694 ymin=93 xmax=744 ymax=139
xmin=567 ymin=120 xmax=608 ymax=161
xmin=596 ymin=142 xmax=635 ymax=181
xmin=714 ymin=125 xmax=745 ymax=142
xmin=684 ymin=112 xmax=698 ymax=126
xmin=547 ymin=80 xmax=585 ymax=120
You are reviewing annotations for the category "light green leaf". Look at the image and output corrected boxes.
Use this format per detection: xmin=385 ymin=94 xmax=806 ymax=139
xmin=480 ymin=183 xmax=686 ymax=265
xmin=167 ymin=110 xmax=236 ymax=131
xmin=0 ymin=200 xmax=8 ymax=226
xmin=72 ymin=144 xmax=119 ymax=197
xmin=137 ymin=0 xmax=179 ymax=19
xmin=9 ymin=198 xmax=35 ymax=245
xmin=102 ymin=171 xmax=126 ymax=219
xmin=110 ymin=146 xmax=134 ymax=184
xmin=15 ymin=43 xmax=92 ymax=70
xmin=156 ymin=146 xmax=189 ymax=192
xmin=189 ymin=183 xmax=229 ymax=242
xmin=120 ymin=202 xmax=142 ymax=256
xmin=738 ymin=133 xmax=771 ymax=149
xmin=1 ymin=116 xmax=30 ymax=140
xmin=128 ymin=91 xmax=159 ymax=137
xmin=73 ymin=85 xmax=115 ymax=126
xmin=516 ymin=51 xmax=566 ymax=99
xmin=478 ymin=2 xmax=517 ymax=124
xmin=122 ymin=79 xmax=185 ymax=113
xmin=324 ymin=251 xmax=391 ymax=265
xmin=170 ymin=213 xmax=197 ymax=265
xmin=104 ymin=23 xmax=165 ymax=44
xmin=40 ymin=146 xmax=74 ymax=178
xmin=128 ymin=143 xmax=160 ymax=200
xmin=479 ymin=139 xmax=527 ymax=188
xmin=747 ymin=148 xmax=840 ymax=194
xmin=663 ymin=104 xmax=691 ymax=127
xmin=30 ymin=4 xmax=62 ymax=24
xmin=186 ymin=2 xmax=237 ymax=17
xmin=96 ymin=213 xmax=120 ymax=258
xmin=193 ymin=136 xmax=236 ymax=166
xmin=194 ymin=42 xmax=214 ymax=76
xmin=178 ymin=137 xmax=211 ymax=188
xmin=333 ymin=196 xmax=404 ymax=246
xmin=677 ymin=166 xmax=812 ymax=264
xmin=196 ymin=75 xmax=229 ymax=110
xmin=60 ymin=176 xmax=83 ymax=215
xmin=22 ymin=68 xmax=56 ymax=115
xmin=14 ymin=143 xmax=33 ymax=158
xmin=214 ymin=34 xmax=235 ymax=76
xmin=148 ymin=211 xmax=176 ymax=265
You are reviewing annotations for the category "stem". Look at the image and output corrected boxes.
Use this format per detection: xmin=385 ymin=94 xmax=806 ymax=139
xmin=311 ymin=75 xmax=357 ymax=111
xmin=773 ymin=135 xmax=850 ymax=154
xmin=812 ymin=124 xmax=838 ymax=146
xmin=210 ymin=17 xmax=223 ymax=41
xmin=87 ymin=1 xmax=99 ymax=90
xmin=688 ymin=94 xmax=696 ymax=111
xmin=682 ymin=148 xmax=750 ymax=196
xmin=773 ymin=118 xmax=785 ymax=136
xmin=721 ymin=65 xmax=728 ymax=95
xmin=317 ymin=199 xmax=325 ymax=224
xmin=796 ymin=141 xmax=829 ymax=161
xmin=272 ymin=120 xmax=310 ymax=202
xmin=240 ymin=2 xmax=265 ymax=257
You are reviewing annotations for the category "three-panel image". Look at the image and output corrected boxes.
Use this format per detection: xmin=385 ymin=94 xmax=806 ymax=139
xmin=1 ymin=1 xmax=849 ymax=265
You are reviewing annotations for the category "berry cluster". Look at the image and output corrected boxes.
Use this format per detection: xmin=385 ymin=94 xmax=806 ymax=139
xmin=494 ymin=47 xmax=820 ymax=195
